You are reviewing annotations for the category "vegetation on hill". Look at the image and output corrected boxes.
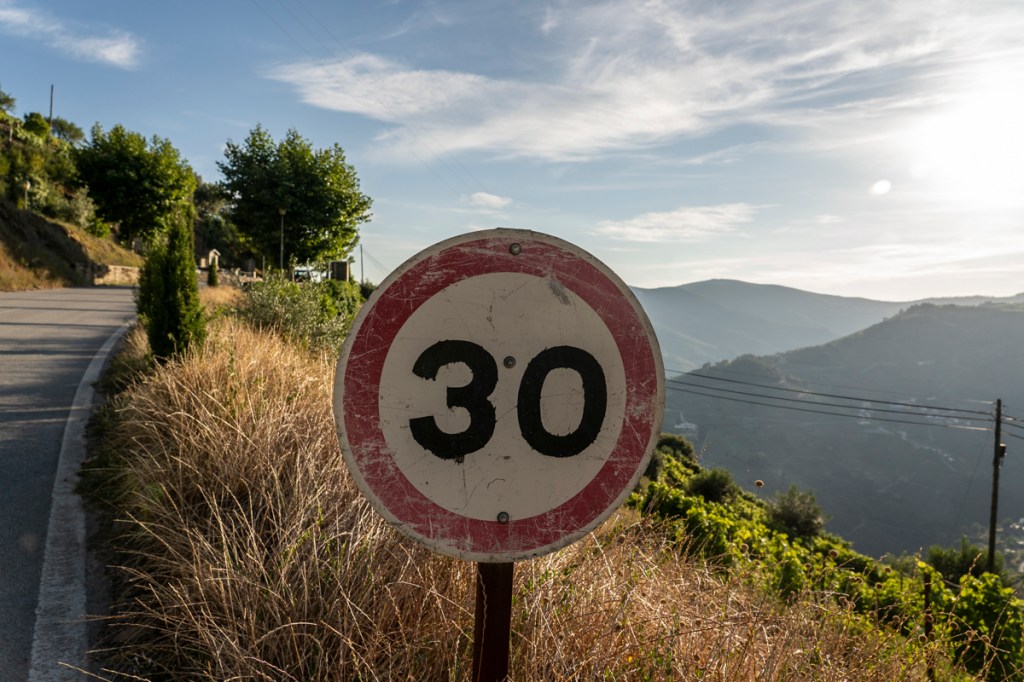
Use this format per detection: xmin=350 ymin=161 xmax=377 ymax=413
xmin=0 ymin=198 xmax=141 ymax=290
xmin=1 ymin=82 xmax=368 ymax=284
xmin=79 ymin=284 xmax=1024 ymax=681
xmin=667 ymin=304 xmax=1024 ymax=559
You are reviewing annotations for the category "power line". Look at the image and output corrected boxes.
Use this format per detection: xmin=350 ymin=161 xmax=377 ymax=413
xmin=667 ymin=375 xmax=994 ymax=424
xmin=666 ymin=384 xmax=991 ymax=433
xmin=672 ymin=368 xmax=994 ymax=417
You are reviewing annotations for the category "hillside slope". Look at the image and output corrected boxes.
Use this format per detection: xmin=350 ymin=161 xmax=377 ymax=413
xmin=632 ymin=279 xmax=909 ymax=371
xmin=634 ymin=279 xmax=1024 ymax=373
xmin=666 ymin=303 xmax=1024 ymax=558
xmin=0 ymin=199 xmax=141 ymax=290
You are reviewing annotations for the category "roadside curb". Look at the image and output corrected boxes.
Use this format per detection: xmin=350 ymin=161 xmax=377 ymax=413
xmin=28 ymin=321 xmax=132 ymax=682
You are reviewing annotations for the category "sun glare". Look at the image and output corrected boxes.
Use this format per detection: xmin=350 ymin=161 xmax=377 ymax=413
xmin=905 ymin=76 xmax=1024 ymax=207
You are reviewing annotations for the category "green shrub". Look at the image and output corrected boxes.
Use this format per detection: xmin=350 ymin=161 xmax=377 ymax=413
xmin=686 ymin=467 xmax=738 ymax=503
xmin=207 ymin=259 xmax=219 ymax=287
xmin=235 ymin=273 xmax=362 ymax=354
xmin=136 ymin=215 xmax=206 ymax=361
xmin=767 ymin=484 xmax=825 ymax=539
xmin=949 ymin=573 xmax=1024 ymax=680
xmin=927 ymin=537 xmax=1002 ymax=587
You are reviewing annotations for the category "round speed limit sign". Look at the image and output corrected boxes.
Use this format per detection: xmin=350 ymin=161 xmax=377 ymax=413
xmin=333 ymin=229 xmax=664 ymax=562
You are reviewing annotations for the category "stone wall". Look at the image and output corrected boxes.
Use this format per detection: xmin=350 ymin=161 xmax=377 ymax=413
xmin=91 ymin=264 xmax=139 ymax=286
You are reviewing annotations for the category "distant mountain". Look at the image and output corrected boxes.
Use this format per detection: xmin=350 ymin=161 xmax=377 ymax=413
xmin=665 ymin=303 xmax=1024 ymax=558
xmin=632 ymin=279 xmax=1023 ymax=372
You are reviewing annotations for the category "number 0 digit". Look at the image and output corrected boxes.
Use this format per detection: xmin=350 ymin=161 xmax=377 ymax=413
xmin=517 ymin=346 xmax=607 ymax=458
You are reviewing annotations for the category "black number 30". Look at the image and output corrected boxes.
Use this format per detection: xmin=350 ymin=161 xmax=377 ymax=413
xmin=409 ymin=341 xmax=607 ymax=461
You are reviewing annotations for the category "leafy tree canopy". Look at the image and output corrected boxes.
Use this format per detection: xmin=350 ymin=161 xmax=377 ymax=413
xmin=218 ymin=125 xmax=371 ymax=267
xmin=76 ymin=123 xmax=196 ymax=245
xmin=50 ymin=116 xmax=85 ymax=145
xmin=22 ymin=112 xmax=50 ymax=138
xmin=0 ymin=83 xmax=14 ymax=115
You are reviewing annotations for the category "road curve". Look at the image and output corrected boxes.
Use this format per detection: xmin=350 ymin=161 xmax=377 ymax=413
xmin=0 ymin=287 xmax=135 ymax=681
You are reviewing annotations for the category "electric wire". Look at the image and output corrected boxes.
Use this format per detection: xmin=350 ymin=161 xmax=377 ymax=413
xmin=666 ymin=375 xmax=995 ymax=424
xmin=667 ymin=367 xmax=994 ymax=417
xmin=666 ymin=384 xmax=992 ymax=432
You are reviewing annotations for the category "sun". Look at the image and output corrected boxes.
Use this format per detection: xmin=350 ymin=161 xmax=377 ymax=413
xmin=904 ymin=73 xmax=1024 ymax=207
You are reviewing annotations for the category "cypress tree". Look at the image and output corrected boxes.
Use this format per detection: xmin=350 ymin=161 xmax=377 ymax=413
xmin=207 ymin=258 xmax=219 ymax=287
xmin=136 ymin=215 xmax=206 ymax=361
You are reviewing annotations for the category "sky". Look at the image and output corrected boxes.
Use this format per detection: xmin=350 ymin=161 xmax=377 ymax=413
xmin=1 ymin=0 xmax=1022 ymax=301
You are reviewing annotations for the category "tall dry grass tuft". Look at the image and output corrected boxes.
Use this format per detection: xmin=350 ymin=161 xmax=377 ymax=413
xmin=93 ymin=317 xmax=944 ymax=680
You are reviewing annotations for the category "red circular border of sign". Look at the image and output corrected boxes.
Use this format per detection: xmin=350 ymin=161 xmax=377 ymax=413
xmin=337 ymin=231 xmax=662 ymax=560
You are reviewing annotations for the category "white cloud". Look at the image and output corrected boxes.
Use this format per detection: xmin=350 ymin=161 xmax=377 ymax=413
xmin=268 ymin=0 xmax=1024 ymax=163
xmin=463 ymin=192 xmax=512 ymax=210
xmin=596 ymin=204 xmax=757 ymax=242
xmin=0 ymin=3 xmax=140 ymax=68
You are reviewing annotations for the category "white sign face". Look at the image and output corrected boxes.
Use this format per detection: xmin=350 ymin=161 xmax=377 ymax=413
xmin=333 ymin=229 xmax=664 ymax=562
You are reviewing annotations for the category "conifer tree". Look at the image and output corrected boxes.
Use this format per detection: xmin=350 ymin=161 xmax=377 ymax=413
xmin=137 ymin=213 xmax=205 ymax=361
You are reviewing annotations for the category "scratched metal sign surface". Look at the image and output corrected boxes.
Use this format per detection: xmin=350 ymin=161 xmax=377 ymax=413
xmin=333 ymin=228 xmax=664 ymax=562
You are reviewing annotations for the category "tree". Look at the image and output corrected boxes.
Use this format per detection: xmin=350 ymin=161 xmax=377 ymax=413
xmin=193 ymin=178 xmax=244 ymax=263
xmin=22 ymin=112 xmax=50 ymax=138
xmin=136 ymin=213 xmax=206 ymax=362
xmin=927 ymin=536 xmax=1002 ymax=586
xmin=0 ymin=83 xmax=14 ymax=115
xmin=767 ymin=484 xmax=825 ymax=539
xmin=207 ymin=258 xmax=219 ymax=287
xmin=76 ymin=123 xmax=197 ymax=245
xmin=50 ymin=117 xmax=85 ymax=146
xmin=218 ymin=125 xmax=371 ymax=267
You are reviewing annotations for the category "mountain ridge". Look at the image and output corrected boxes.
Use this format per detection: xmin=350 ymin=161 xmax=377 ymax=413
xmin=632 ymin=278 xmax=1024 ymax=372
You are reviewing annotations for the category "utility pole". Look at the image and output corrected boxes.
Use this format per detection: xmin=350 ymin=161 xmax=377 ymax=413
xmin=988 ymin=399 xmax=1007 ymax=573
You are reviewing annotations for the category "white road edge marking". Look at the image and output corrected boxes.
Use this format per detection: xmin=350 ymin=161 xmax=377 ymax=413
xmin=28 ymin=322 xmax=132 ymax=682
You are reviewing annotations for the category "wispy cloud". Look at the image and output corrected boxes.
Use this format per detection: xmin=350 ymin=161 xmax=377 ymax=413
xmin=596 ymin=204 xmax=757 ymax=242
xmin=462 ymin=192 xmax=512 ymax=210
xmin=269 ymin=0 xmax=1023 ymax=163
xmin=0 ymin=2 xmax=140 ymax=68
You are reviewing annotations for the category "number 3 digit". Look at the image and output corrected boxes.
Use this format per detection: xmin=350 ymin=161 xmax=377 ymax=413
xmin=409 ymin=340 xmax=498 ymax=460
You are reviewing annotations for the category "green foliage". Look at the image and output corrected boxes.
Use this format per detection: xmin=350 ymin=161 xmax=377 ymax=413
xmin=631 ymin=436 xmax=1024 ymax=678
xmin=76 ymin=123 xmax=197 ymax=245
xmin=686 ymin=467 xmax=738 ymax=503
xmin=0 ymin=83 xmax=15 ymax=114
xmin=235 ymin=274 xmax=363 ymax=354
xmin=22 ymin=112 xmax=50 ymax=138
xmin=136 ymin=215 xmax=206 ymax=362
xmin=50 ymin=116 xmax=84 ymax=146
xmin=949 ymin=573 xmax=1024 ymax=680
xmin=207 ymin=259 xmax=219 ymax=287
xmin=645 ymin=433 xmax=695 ymax=479
xmin=767 ymin=484 xmax=825 ymax=539
xmin=218 ymin=125 xmax=372 ymax=266
xmin=928 ymin=537 xmax=1002 ymax=587
xmin=193 ymin=179 xmax=246 ymax=265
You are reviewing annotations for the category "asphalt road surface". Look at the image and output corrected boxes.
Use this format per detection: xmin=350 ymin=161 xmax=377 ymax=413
xmin=0 ymin=287 xmax=135 ymax=681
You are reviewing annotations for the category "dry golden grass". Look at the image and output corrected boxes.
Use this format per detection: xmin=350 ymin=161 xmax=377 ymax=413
xmin=90 ymin=317 xmax=948 ymax=680
xmin=199 ymin=283 xmax=243 ymax=312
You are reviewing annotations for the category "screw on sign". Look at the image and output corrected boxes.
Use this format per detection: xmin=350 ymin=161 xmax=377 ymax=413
xmin=332 ymin=229 xmax=664 ymax=679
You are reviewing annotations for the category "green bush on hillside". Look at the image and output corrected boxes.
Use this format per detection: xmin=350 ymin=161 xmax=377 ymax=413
xmin=767 ymin=484 xmax=825 ymax=539
xmin=235 ymin=273 xmax=363 ymax=354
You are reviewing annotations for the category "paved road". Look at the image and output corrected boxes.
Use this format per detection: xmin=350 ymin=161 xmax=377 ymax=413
xmin=0 ymin=287 xmax=135 ymax=681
